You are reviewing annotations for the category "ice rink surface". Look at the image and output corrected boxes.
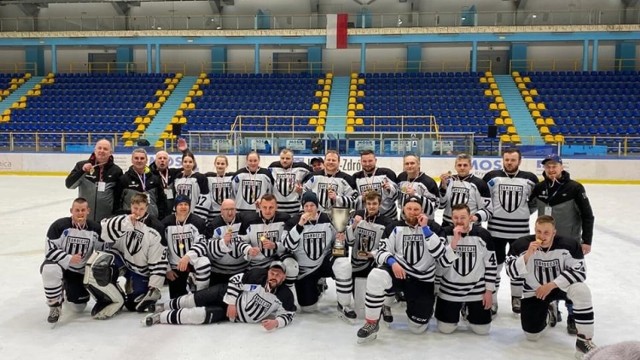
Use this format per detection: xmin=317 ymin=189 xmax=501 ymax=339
xmin=0 ymin=176 xmax=638 ymax=360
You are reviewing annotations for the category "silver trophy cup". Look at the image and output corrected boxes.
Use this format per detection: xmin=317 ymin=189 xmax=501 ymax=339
xmin=331 ymin=207 xmax=354 ymax=257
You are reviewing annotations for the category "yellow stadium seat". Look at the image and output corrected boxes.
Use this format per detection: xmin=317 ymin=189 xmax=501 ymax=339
xmin=540 ymin=126 xmax=550 ymax=135
xmin=531 ymin=110 xmax=541 ymax=118
xmin=347 ymin=118 xmax=355 ymax=125
xmin=153 ymin=103 xmax=161 ymax=109
xmin=154 ymin=141 xmax=164 ymax=148
xmin=158 ymin=96 xmax=166 ymax=103
xmin=485 ymin=71 xmax=493 ymax=77
xmin=143 ymin=117 xmax=151 ymax=124
xmin=24 ymin=73 xmax=32 ymax=79
xmin=122 ymin=131 xmax=131 ymax=139
xmin=179 ymin=103 xmax=187 ymax=110
xmin=495 ymin=96 xmax=504 ymax=103
xmin=521 ymin=90 xmax=530 ymax=96
xmin=171 ymin=79 xmax=179 ymax=85
xmin=145 ymin=102 xmax=153 ymax=109
xmin=203 ymin=79 xmax=210 ymax=85
xmin=164 ymin=78 xmax=171 ymax=84
xmin=309 ymin=118 xmax=317 ymax=125
xmin=507 ymin=126 xmax=517 ymax=135
xmin=195 ymin=79 xmax=203 ymax=85
xmin=355 ymin=118 xmax=363 ymax=126
xmin=323 ymin=85 xmax=331 ymax=91
xmin=199 ymin=72 xmax=207 ymax=78
xmin=350 ymin=79 xmax=357 ymax=85
xmin=165 ymin=124 xmax=173 ymax=132
xmin=317 ymin=118 xmax=326 ymax=126
xmin=311 ymin=104 xmax=319 ymax=110
xmin=167 ymin=84 xmax=175 ymax=91
xmin=554 ymin=134 xmax=565 ymax=143
xmin=147 ymin=110 xmax=156 ymax=117
xmin=357 ymin=90 xmax=364 ymax=97
xmin=536 ymin=118 xmax=545 ymax=126
xmin=171 ymin=117 xmax=179 ymax=124
xmin=136 ymin=124 xmax=145 ymax=132
xmin=511 ymin=135 xmax=521 ymax=143
xmin=348 ymin=97 xmax=356 ymax=104
xmin=545 ymin=117 xmax=556 ymax=126
xmin=196 ymin=90 xmax=203 ymax=96
xmin=524 ymin=96 xmax=533 ymax=103
xmin=179 ymin=117 xmax=187 ymax=124
xmin=351 ymin=73 xmax=358 ymax=79
xmin=160 ymin=132 xmax=169 ymax=139
xmin=511 ymin=71 xmax=520 ymax=77
xmin=175 ymin=73 xmax=183 ymax=79
xmin=319 ymin=104 xmax=328 ymax=110
xmin=155 ymin=90 xmax=163 ymax=96
xmin=530 ymin=89 xmax=538 ymax=96
xmin=188 ymin=90 xmax=196 ymax=96
xmin=544 ymin=134 xmax=554 ymax=143
xmin=163 ymin=90 xmax=171 ymax=97
xmin=523 ymin=76 xmax=531 ymax=83
xmin=184 ymin=97 xmax=192 ymax=104
xmin=489 ymin=83 xmax=498 ymax=90
xmin=318 ymin=111 xmax=327 ymax=118
xmin=317 ymin=79 xmax=325 ymax=85
xmin=528 ymin=103 xmax=537 ymax=110
xmin=504 ymin=117 xmax=513 ymax=126
xmin=322 ymin=91 xmax=330 ymax=97
xmin=326 ymin=73 xmax=333 ymax=79
xmin=514 ymin=77 xmax=523 ymax=83
xmin=2 ymin=115 xmax=9 ymax=122
xmin=484 ymin=89 xmax=492 ymax=96
xmin=498 ymin=103 xmax=507 ymax=110
xmin=489 ymin=103 xmax=498 ymax=110
xmin=325 ymin=79 xmax=332 ymax=85
xmin=347 ymin=110 xmax=356 ymax=117
xmin=124 ymin=140 xmax=134 ymax=147
xmin=346 ymin=125 xmax=354 ymax=133
xmin=356 ymin=104 xmax=364 ymax=110
xmin=18 ymin=102 xmax=26 ymax=109
xmin=500 ymin=110 xmax=510 ymax=118
xmin=479 ymin=77 xmax=487 ymax=83
xmin=315 ymin=91 xmax=322 ymax=97
xmin=349 ymin=91 xmax=356 ymax=97
xmin=500 ymin=134 xmax=511 ymax=143
xmin=357 ymin=78 xmax=365 ymax=85
xmin=495 ymin=118 xmax=505 ymax=126
xmin=348 ymin=103 xmax=356 ymax=110
xmin=134 ymin=116 xmax=143 ymax=124
xmin=349 ymin=85 xmax=357 ymax=91
xmin=537 ymin=103 xmax=546 ymax=110
xmin=517 ymin=83 xmax=526 ymax=90
xmin=492 ymin=89 xmax=501 ymax=96
xmin=487 ymin=77 xmax=495 ymax=84
xmin=316 ymin=125 xmax=324 ymax=132
xmin=321 ymin=97 xmax=329 ymax=104
xmin=175 ymin=110 xmax=183 ymax=117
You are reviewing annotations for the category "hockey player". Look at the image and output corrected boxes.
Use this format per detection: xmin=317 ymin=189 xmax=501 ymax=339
xmin=283 ymin=192 xmax=356 ymax=322
xmin=436 ymin=204 xmax=497 ymax=335
xmin=352 ymin=150 xmax=398 ymax=221
xmin=505 ymin=215 xmax=596 ymax=358
xmin=356 ymin=196 xmax=458 ymax=343
xmin=268 ymin=148 xmax=311 ymax=215
xmin=171 ymin=151 xmax=210 ymax=221
xmin=346 ymin=191 xmax=392 ymax=319
xmin=204 ymin=155 xmax=235 ymax=220
xmin=145 ymin=261 xmax=295 ymax=330
xmin=161 ymin=195 xmax=210 ymax=298
xmin=301 ymin=150 xmax=358 ymax=214
xmin=232 ymin=151 xmax=274 ymax=213
xmin=482 ymin=148 xmax=538 ymax=314
xmin=530 ymin=154 xmax=595 ymax=334
xmin=41 ymin=198 xmax=102 ymax=324
xmin=65 ymin=139 xmax=123 ymax=222
xmin=439 ymin=153 xmax=492 ymax=227
xmin=238 ymin=194 xmax=296 ymax=289
xmin=99 ymin=193 xmax=167 ymax=314
xmin=184 ymin=199 xmax=254 ymax=286
xmin=117 ymin=148 xmax=168 ymax=219
xmin=396 ymin=154 xmax=439 ymax=219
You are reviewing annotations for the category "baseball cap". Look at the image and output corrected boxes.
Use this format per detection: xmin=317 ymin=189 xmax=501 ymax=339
xmin=541 ymin=154 xmax=562 ymax=165
xmin=269 ymin=261 xmax=287 ymax=274
xmin=310 ymin=157 xmax=324 ymax=165
xmin=405 ymin=195 xmax=421 ymax=204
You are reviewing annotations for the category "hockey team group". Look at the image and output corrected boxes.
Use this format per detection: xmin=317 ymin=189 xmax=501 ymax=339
xmin=43 ymin=138 xmax=597 ymax=358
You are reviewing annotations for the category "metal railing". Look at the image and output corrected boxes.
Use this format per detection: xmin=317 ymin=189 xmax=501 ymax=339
xmin=0 ymin=9 xmax=637 ymax=32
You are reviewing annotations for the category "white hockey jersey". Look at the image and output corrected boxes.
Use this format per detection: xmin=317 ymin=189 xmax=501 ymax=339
xmin=45 ymin=217 xmax=102 ymax=273
xmin=283 ymin=214 xmax=336 ymax=278
xmin=269 ymin=161 xmax=311 ymax=215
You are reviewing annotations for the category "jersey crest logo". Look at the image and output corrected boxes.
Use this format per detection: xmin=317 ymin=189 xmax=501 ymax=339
xmin=450 ymin=186 xmax=470 ymax=207
xmin=64 ymin=236 xmax=90 ymax=256
xmin=212 ymin=182 xmax=232 ymax=205
xmin=498 ymin=184 xmax=524 ymax=213
xmin=276 ymin=172 xmax=297 ymax=197
xmin=171 ymin=231 xmax=194 ymax=257
xmin=126 ymin=229 xmax=145 ymax=256
xmin=358 ymin=182 xmax=382 ymax=197
xmin=453 ymin=244 xmax=477 ymax=277
xmin=257 ymin=230 xmax=280 ymax=258
xmin=303 ymin=231 xmax=326 ymax=261
xmin=242 ymin=179 xmax=262 ymax=205
xmin=317 ymin=183 xmax=338 ymax=209
xmin=402 ymin=234 xmax=425 ymax=266
xmin=175 ymin=182 xmax=193 ymax=199
xmin=533 ymin=259 xmax=560 ymax=285
xmin=355 ymin=227 xmax=378 ymax=254
xmin=245 ymin=294 xmax=271 ymax=320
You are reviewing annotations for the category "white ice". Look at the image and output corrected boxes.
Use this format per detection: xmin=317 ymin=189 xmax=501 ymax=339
xmin=0 ymin=176 xmax=638 ymax=360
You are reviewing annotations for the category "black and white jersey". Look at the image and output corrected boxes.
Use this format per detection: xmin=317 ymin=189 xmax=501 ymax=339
xmin=353 ymin=167 xmax=399 ymax=220
xmin=232 ymin=167 xmax=274 ymax=212
xmin=222 ymin=268 xmax=296 ymax=328
xmin=483 ymin=170 xmax=538 ymax=240
xmin=345 ymin=210 xmax=392 ymax=274
xmin=439 ymin=174 xmax=492 ymax=226
xmin=301 ymin=171 xmax=358 ymax=213
xmin=375 ymin=221 xmax=456 ymax=282
xmin=439 ymin=225 xmax=497 ymax=302
xmin=204 ymin=172 xmax=235 ymax=220
xmin=101 ymin=214 xmax=168 ymax=289
xmin=506 ymin=235 xmax=586 ymax=299
xmin=283 ymin=214 xmax=336 ymax=278
xmin=238 ymin=212 xmax=291 ymax=269
xmin=269 ymin=161 xmax=311 ymax=215
xmin=396 ymin=172 xmax=440 ymax=219
xmin=45 ymin=217 xmax=102 ymax=273
xmin=172 ymin=172 xmax=211 ymax=221
xmin=187 ymin=214 xmax=245 ymax=275
xmin=161 ymin=214 xmax=207 ymax=269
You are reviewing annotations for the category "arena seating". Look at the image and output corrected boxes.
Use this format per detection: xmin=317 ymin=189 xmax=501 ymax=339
xmin=182 ymin=73 xmax=320 ymax=133
xmin=521 ymin=70 xmax=640 ymax=152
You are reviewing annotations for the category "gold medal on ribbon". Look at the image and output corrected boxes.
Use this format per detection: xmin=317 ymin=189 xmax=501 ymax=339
xmin=260 ymin=235 xmax=268 ymax=243
xmin=179 ymin=242 xmax=185 ymax=249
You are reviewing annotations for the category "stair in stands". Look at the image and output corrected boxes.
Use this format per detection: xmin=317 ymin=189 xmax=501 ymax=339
xmin=325 ymin=76 xmax=350 ymax=134
xmin=0 ymin=75 xmax=42 ymax=113
xmin=493 ymin=75 xmax=544 ymax=145
xmin=145 ymin=76 xmax=198 ymax=145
